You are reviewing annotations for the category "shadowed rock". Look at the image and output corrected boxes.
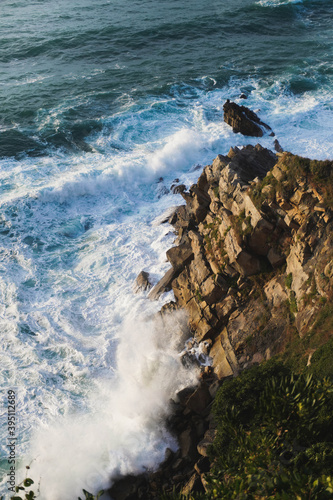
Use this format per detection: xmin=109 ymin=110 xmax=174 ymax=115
xmin=223 ymin=100 xmax=273 ymax=137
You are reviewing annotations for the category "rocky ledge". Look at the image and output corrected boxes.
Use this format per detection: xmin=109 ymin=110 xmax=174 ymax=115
xmin=110 ymin=104 xmax=333 ymax=499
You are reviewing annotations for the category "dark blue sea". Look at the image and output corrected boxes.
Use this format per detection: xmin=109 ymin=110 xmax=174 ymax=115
xmin=0 ymin=0 xmax=332 ymax=497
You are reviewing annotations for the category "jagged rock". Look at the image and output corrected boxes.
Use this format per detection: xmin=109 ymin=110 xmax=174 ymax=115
xmin=194 ymin=456 xmax=211 ymax=474
xmin=189 ymin=253 xmax=211 ymax=287
xmin=223 ymin=100 xmax=273 ymax=137
xmin=177 ymin=387 xmax=196 ymax=406
xmin=267 ymin=247 xmax=286 ymax=268
xmin=224 ymin=228 xmax=261 ymax=276
xmin=324 ymin=260 xmax=333 ymax=278
xmin=179 ymin=427 xmax=198 ymax=459
xmin=264 ymin=277 xmax=288 ymax=308
xmin=215 ymin=295 xmax=237 ymax=322
xmin=160 ymin=301 xmax=177 ymax=315
xmin=148 ymin=268 xmax=177 ymax=300
xmin=200 ymin=275 xmax=228 ymax=305
xmin=243 ymin=194 xmax=263 ymax=227
xmin=226 ymin=300 xmax=267 ymax=345
xmin=134 ymin=270 xmax=152 ymax=292
xmin=172 ymin=268 xmax=194 ymax=307
xmin=171 ymin=184 xmax=186 ymax=194
xmin=272 ymin=161 xmax=288 ymax=181
xmin=188 ymin=230 xmax=204 ymax=255
xmin=286 ymin=242 xmax=310 ymax=300
xmin=166 ymin=242 xmax=194 ymax=271
xmin=181 ymin=473 xmax=204 ymax=496
xmin=274 ymin=139 xmax=284 ymax=153
xmin=109 ymin=475 xmax=146 ymax=500
xmin=185 ymin=382 xmax=212 ymax=415
xmin=209 ymin=334 xmax=234 ymax=379
xmin=197 ymin=429 xmax=216 ymax=457
xmin=225 ymin=144 xmax=277 ymax=186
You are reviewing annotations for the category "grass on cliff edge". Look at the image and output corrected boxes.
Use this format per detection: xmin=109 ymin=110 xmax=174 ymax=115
xmin=161 ymin=358 xmax=333 ymax=500
xmin=279 ymin=301 xmax=333 ymax=377
xmin=250 ymin=152 xmax=333 ymax=209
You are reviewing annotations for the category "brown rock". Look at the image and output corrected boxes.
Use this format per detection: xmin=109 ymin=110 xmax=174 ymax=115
xmin=209 ymin=334 xmax=234 ymax=379
xmin=171 ymin=184 xmax=186 ymax=194
xmin=194 ymin=456 xmax=211 ymax=474
xmin=189 ymin=252 xmax=211 ymax=286
xmin=252 ymin=352 xmax=264 ymax=364
xmin=166 ymin=242 xmax=194 ymax=271
xmin=215 ymin=295 xmax=237 ymax=321
xmin=200 ymin=275 xmax=228 ymax=305
xmin=223 ymin=100 xmax=273 ymax=137
xmin=181 ymin=473 xmax=204 ymax=496
xmin=264 ymin=277 xmax=288 ymax=308
xmin=172 ymin=267 xmax=193 ymax=306
xmin=185 ymin=382 xmax=212 ymax=415
xmin=109 ymin=475 xmax=146 ymax=500
xmin=224 ymin=228 xmax=261 ymax=276
xmin=134 ymin=271 xmax=152 ymax=292
xmin=267 ymin=248 xmax=285 ymax=268
xmin=197 ymin=429 xmax=216 ymax=457
xmin=148 ymin=268 xmax=177 ymax=300
xmin=179 ymin=427 xmax=198 ymax=459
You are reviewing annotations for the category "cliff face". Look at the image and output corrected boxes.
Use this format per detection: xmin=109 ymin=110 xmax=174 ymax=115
xmin=157 ymin=145 xmax=332 ymax=379
xmin=111 ymin=106 xmax=333 ymax=499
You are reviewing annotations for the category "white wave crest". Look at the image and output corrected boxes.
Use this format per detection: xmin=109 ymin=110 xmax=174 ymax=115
xmin=20 ymin=312 xmax=198 ymax=500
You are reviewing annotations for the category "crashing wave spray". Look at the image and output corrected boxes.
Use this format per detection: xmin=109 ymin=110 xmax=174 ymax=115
xmin=21 ymin=310 xmax=198 ymax=500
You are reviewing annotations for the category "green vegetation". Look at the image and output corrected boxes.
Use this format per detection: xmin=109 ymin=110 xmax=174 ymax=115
xmin=281 ymin=154 xmax=333 ymax=209
xmin=249 ymin=153 xmax=333 ymax=210
xmin=162 ymin=360 xmax=333 ymax=500
xmin=5 ymin=469 xmax=104 ymax=500
xmin=280 ymin=301 xmax=333 ymax=373
xmin=285 ymin=273 xmax=293 ymax=289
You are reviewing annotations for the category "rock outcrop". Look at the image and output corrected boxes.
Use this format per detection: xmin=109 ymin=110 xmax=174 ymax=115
xmin=134 ymin=270 xmax=152 ymax=292
xmin=223 ymin=100 xmax=274 ymax=137
xmin=111 ymin=146 xmax=333 ymax=499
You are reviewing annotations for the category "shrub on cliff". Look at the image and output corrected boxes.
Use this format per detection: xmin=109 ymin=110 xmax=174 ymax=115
xmin=161 ymin=361 xmax=333 ymax=499
xmin=209 ymin=362 xmax=333 ymax=499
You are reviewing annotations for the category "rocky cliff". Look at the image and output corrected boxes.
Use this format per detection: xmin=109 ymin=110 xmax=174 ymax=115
xmin=110 ymin=104 xmax=333 ymax=499
xmin=152 ymin=146 xmax=333 ymax=380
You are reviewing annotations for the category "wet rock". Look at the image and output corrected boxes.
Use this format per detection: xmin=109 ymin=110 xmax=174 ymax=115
xmin=134 ymin=270 xmax=152 ymax=292
xmin=185 ymin=382 xmax=212 ymax=415
xmin=223 ymin=100 xmax=273 ymax=137
xmin=148 ymin=268 xmax=177 ymax=300
xmin=171 ymin=183 xmax=187 ymax=194
xmin=109 ymin=474 xmax=146 ymax=500
xmin=274 ymin=139 xmax=284 ymax=153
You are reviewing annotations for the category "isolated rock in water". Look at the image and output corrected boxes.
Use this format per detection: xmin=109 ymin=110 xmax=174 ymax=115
xmin=223 ymin=100 xmax=273 ymax=137
xmin=134 ymin=270 xmax=152 ymax=292
xmin=171 ymin=183 xmax=187 ymax=194
xmin=274 ymin=139 xmax=284 ymax=153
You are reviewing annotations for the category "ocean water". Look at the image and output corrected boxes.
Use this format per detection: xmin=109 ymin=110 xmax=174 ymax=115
xmin=0 ymin=0 xmax=332 ymax=498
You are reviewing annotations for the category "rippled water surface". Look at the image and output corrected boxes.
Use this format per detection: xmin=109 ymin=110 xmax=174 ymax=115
xmin=0 ymin=0 xmax=332 ymax=498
